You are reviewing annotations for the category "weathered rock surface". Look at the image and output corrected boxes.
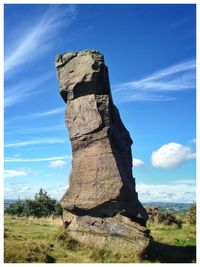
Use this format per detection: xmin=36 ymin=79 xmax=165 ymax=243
xmin=63 ymin=210 xmax=150 ymax=258
xmin=55 ymin=49 xmax=151 ymax=258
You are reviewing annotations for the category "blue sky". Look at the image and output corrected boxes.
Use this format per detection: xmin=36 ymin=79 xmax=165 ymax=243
xmin=4 ymin=4 xmax=196 ymax=203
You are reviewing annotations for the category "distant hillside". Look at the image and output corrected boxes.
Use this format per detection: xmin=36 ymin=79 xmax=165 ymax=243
xmin=143 ymin=202 xmax=192 ymax=215
xmin=4 ymin=199 xmax=192 ymax=214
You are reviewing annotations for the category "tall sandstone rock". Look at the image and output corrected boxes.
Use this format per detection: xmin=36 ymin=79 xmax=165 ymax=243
xmin=55 ymin=50 xmax=151 ymax=258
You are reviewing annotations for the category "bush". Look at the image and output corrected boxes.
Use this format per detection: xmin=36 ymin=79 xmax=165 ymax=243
xmin=186 ymin=203 xmax=196 ymax=224
xmin=4 ymin=199 xmax=24 ymax=216
xmin=146 ymin=206 xmax=182 ymax=228
xmin=157 ymin=211 xmax=182 ymax=228
xmin=5 ymin=189 xmax=63 ymax=217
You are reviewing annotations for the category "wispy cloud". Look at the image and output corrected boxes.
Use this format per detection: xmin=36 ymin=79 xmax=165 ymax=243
xmin=5 ymin=124 xmax=66 ymax=135
xmin=4 ymin=169 xmax=28 ymax=178
xmin=4 ymin=155 xmax=71 ymax=163
xmin=4 ymin=73 xmax=51 ymax=108
xmin=113 ymin=59 xmax=196 ymax=102
xmin=156 ymin=16 xmax=193 ymax=34
xmin=32 ymin=107 xmax=65 ymax=117
xmin=4 ymin=5 xmax=77 ymax=107
xmin=4 ymin=5 xmax=77 ymax=73
xmin=5 ymin=138 xmax=65 ymax=148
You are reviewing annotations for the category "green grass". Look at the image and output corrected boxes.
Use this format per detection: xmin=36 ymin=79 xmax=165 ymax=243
xmin=147 ymin=222 xmax=196 ymax=247
xmin=4 ymin=215 xmax=196 ymax=263
xmin=144 ymin=222 xmax=196 ymax=263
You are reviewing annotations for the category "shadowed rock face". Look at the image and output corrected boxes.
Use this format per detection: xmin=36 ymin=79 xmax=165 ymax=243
xmin=55 ymin=50 xmax=151 ymax=257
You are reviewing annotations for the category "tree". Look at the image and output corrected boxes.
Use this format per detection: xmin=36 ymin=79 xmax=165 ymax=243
xmin=22 ymin=199 xmax=38 ymax=217
xmin=32 ymin=188 xmax=57 ymax=217
xmin=5 ymin=189 xmax=63 ymax=217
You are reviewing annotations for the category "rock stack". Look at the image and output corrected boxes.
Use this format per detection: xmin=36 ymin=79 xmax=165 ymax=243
xmin=55 ymin=50 xmax=151 ymax=258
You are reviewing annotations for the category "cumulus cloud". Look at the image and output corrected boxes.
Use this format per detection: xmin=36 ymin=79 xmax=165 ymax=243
xmin=132 ymin=158 xmax=144 ymax=167
xmin=49 ymin=160 xmax=67 ymax=168
xmin=4 ymin=169 xmax=28 ymax=178
xmin=151 ymin=142 xmax=196 ymax=168
xmin=137 ymin=183 xmax=196 ymax=203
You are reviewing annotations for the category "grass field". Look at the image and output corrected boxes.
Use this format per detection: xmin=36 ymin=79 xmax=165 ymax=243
xmin=4 ymin=215 xmax=196 ymax=263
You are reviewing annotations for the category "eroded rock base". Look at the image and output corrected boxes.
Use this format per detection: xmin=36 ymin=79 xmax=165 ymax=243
xmin=63 ymin=210 xmax=151 ymax=258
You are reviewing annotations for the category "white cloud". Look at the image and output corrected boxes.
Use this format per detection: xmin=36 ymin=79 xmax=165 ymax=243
xmin=151 ymin=142 xmax=196 ymax=168
xmin=4 ymin=169 xmax=27 ymax=178
xmin=4 ymin=73 xmax=51 ymax=108
xmin=5 ymin=124 xmax=66 ymax=135
xmin=5 ymin=138 xmax=65 ymax=148
xmin=44 ymin=184 xmax=67 ymax=199
xmin=4 ymin=5 xmax=77 ymax=108
xmin=132 ymin=158 xmax=144 ymax=167
xmin=172 ymin=179 xmax=196 ymax=184
xmin=4 ymin=183 xmax=67 ymax=200
xmin=19 ymin=186 xmax=31 ymax=193
xmin=8 ymin=184 xmax=68 ymax=200
xmin=49 ymin=160 xmax=67 ymax=168
xmin=137 ymin=183 xmax=196 ymax=203
xmin=113 ymin=59 xmax=195 ymax=102
xmin=4 ymin=188 xmax=13 ymax=193
xmin=4 ymin=5 xmax=77 ymax=73
xmin=4 ymin=155 xmax=71 ymax=163
xmin=13 ymin=153 xmax=22 ymax=158
xmin=4 ymin=186 xmax=31 ymax=196
xmin=32 ymin=107 xmax=65 ymax=117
